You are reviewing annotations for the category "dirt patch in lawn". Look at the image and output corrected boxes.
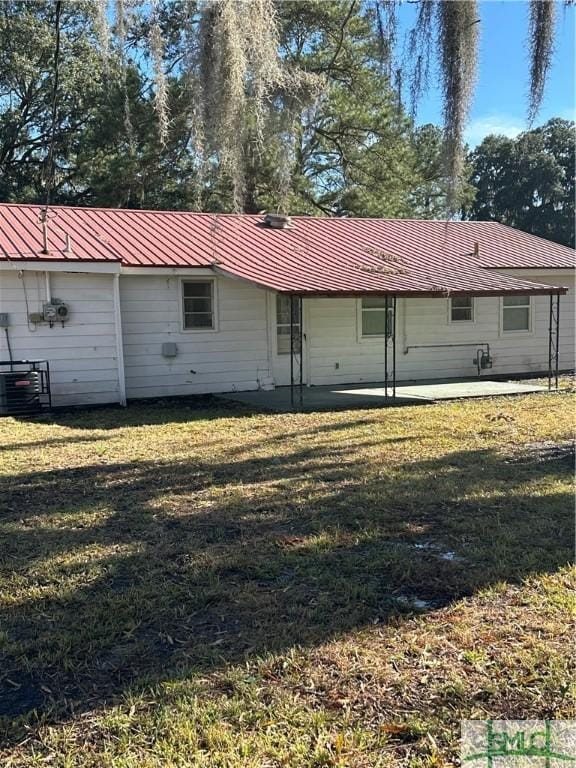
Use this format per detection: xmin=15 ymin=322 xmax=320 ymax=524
xmin=506 ymin=439 xmax=575 ymax=465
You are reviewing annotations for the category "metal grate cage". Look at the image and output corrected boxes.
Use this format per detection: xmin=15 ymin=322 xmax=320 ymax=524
xmin=0 ymin=360 xmax=51 ymax=416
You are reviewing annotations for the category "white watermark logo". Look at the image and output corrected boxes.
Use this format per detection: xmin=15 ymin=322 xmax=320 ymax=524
xmin=461 ymin=720 xmax=576 ymax=767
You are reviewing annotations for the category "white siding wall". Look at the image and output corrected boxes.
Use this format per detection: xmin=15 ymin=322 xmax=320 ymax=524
xmin=500 ymin=270 xmax=575 ymax=373
xmin=306 ymin=271 xmax=575 ymax=386
xmin=0 ymin=269 xmax=120 ymax=405
xmin=1 ymin=266 xmax=572 ymax=407
xmin=120 ymin=274 xmax=270 ymax=399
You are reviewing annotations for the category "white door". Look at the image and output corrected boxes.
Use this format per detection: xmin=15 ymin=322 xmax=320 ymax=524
xmin=268 ymin=293 xmax=307 ymax=386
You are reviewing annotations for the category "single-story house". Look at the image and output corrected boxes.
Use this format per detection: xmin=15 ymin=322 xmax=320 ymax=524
xmin=0 ymin=203 xmax=573 ymax=409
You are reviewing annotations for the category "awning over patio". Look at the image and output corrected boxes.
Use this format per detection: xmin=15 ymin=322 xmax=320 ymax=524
xmin=214 ymin=252 xmax=566 ymax=298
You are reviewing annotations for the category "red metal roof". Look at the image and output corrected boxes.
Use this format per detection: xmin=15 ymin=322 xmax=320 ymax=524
xmin=0 ymin=203 xmax=572 ymax=296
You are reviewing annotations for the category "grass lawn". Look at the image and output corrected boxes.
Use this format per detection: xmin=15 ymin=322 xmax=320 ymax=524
xmin=0 ymin=390 xmax=574 ymax=767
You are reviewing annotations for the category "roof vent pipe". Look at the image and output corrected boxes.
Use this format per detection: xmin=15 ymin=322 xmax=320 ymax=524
xmin=473 ymin=241 xmax=480 ymax=257
xmin=64 ymin=233 xmax=73 ymax=255
xmin=264 ymin=213 xmax=292 ymax=229
xmin=39 ymin=207 xmax=49 ymax=254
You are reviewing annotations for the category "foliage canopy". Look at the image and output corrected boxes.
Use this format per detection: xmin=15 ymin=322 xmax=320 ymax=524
xmin=465 ymin=118 xmax=575 ymax=248
xmin=0 ymin=0 xmax=568 ymax=224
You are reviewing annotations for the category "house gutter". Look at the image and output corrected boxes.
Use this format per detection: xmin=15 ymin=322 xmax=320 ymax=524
xmin=112 ymin=273 xmax=127 ymax=407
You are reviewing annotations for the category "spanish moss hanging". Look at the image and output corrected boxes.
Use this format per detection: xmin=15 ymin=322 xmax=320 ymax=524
xmin=527 ymin=0 xmax=556 ymax=124
xmin=437 ymin=0 xmax=479 ymax=210
xmin=84 ymin=0 xmax=562 ymax=214
xmin=149 ymin=0 xmax=170 ymax=145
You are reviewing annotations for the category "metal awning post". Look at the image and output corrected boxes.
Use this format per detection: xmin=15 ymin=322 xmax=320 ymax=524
xmin=555 ymin=292 xmax=560 ymax=389
xmin=548 ymin=294 xmax=553 ymax=390
xmin=290 ymin=294 xmax=295 ymax=409
xmin=289 ymin=295 xmax=304 ymax=412
xmin=299 ymin=296 xmax=304 ymax=411
xmin=392 ymin=295 xmax=397 ymax=399
xmin=547 ymin=292 xmax=561 ymax=391
xmin=384 ymin=294 xmax=389 ymax=402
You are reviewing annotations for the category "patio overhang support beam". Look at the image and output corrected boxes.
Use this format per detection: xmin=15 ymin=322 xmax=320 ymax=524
xmin=290 ymin=294 xmax=304 ymax=411
xmin=299 ymin=296 xmax=304 ymax=410
xmin=384 ymin=294 xmax=397 ymax=402
xmin=548 ymin=291 xmax=561 ymax=391
xmin=290 ymin=294 xmax=294 ymax=409
xmin=392 ymin=295 xmax=397 ymax=399
xmin=384 ymin=294 xmax=388 ymax=401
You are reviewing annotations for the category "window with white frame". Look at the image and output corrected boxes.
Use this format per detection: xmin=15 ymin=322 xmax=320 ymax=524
xmin=361 ymin=297 xmax=394 ymax=337
xmin=502 ymin=295 xmax=531 ymax=332
xmin=182 ymin=280 xmax=215 ymax=329
xmin=450 ymin=296 xmax=474 ymax=322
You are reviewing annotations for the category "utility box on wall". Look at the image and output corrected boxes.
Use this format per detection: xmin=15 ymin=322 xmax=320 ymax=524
xmin=162 ymin=342 xmax=178 ymax=358
xmin=43 ymin=299 xmax=70 ymax=325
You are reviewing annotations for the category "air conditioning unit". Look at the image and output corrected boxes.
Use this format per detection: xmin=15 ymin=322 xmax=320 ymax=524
xmin=0 ymin=360 xmax=51 ymax=416
xmin=0 ymin=370 xmax=42 ymax=415
xmin=43 ymin=299 xmax=70 ymax=325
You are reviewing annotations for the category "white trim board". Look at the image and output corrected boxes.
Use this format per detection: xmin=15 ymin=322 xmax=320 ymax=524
xmin=0 ymin=260 xmax=121 ymax=274
xmin=122 ymin=266 xmax=215 ymax=276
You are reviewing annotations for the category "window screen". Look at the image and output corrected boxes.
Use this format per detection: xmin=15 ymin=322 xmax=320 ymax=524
xmin=183 ymin=281 xmax=214 ymax=329
xmin=502 ymin=295 xmax=530 ymax=332
xmin=361 ymin=297 xmax=394 ymax=337
xmin=450 ymin=296 xmax=474 ymax=322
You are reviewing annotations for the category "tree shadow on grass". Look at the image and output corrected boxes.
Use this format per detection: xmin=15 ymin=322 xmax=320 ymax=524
xmin=16 ymin=396 xmax=257 ymax=431
xmin=20 ymin=394 xmax=431 ymax=432
xmin=0 ymin=435 xmax=113 ymax=453
xmin=0 ymin=431 xmax=573 ymax=744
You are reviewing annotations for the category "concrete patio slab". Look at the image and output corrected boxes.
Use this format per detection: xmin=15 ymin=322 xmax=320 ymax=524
xmin=217 ymin=379 xmax=549 ymax=413
xmin=352 ymin=380 xmax=548 ymax=400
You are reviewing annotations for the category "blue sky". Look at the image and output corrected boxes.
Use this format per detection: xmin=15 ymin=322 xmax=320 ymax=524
xmin=397 ymin=0 xmax=575 ymax=146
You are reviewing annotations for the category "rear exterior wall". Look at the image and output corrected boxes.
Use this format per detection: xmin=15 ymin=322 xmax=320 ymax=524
xmin=1 ymin=268 xmax=573 ymax=407
xmin=0 ymin=269 xmax=120 ymax=405
xmin=304 ymin=271 xmax=574 ymax=385
xmin=120 ymin=274 xmax=271 ymax=399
